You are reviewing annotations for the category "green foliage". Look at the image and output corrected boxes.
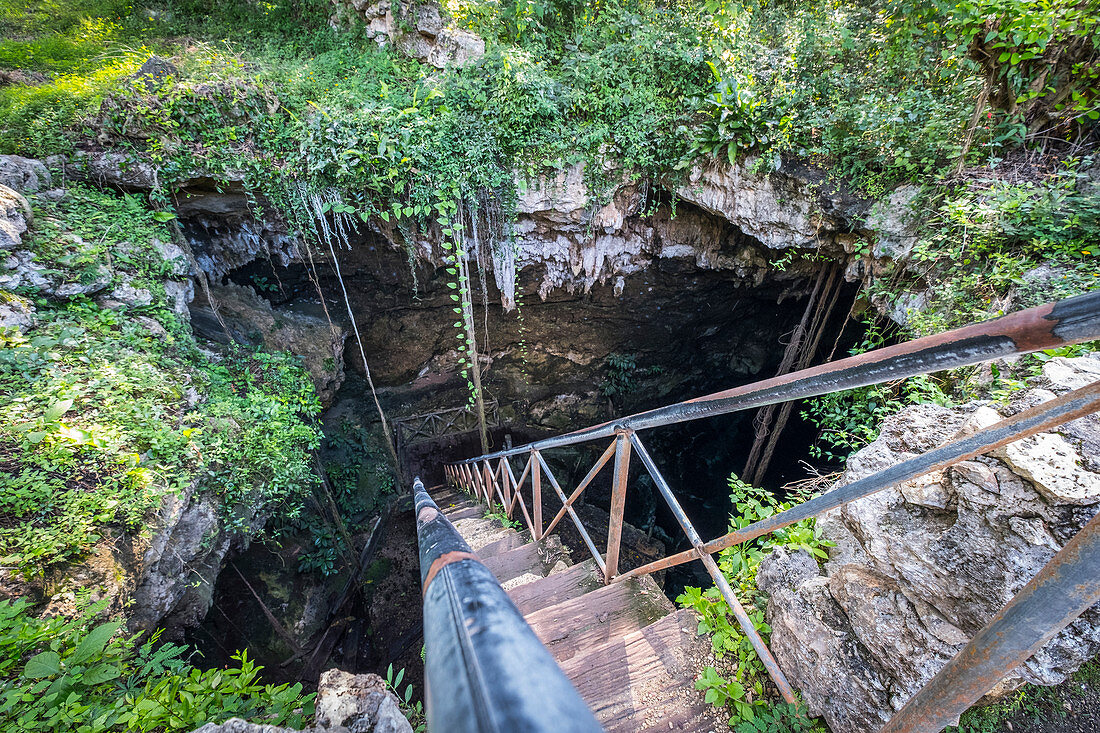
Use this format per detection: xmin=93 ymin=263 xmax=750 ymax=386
xmin=801 ymin=324 xmax=955 ymax=464
xmin=599 ymin=353 xmax=664 ymax=398
xmin=294 ymin=419 xmax=394 ymax=577
xmin=949 ymin=657 xmax=1100 ymax=733
xmin=0 ymin=597 xmax=314 ymax=731
xmin=892 ymin=162 xmax=1100 ymax=335
xmin=0 ymin=186 xmax=322 ymax=573
xmin=677 ymin=474 xmax=832 ymax=726
xmin=734 ymin=701 xmax=825 ymax=733
xmin=946 ymin=0 xmax=1100 ymax=137
xmin=384 ymin=663 xmax=426 ymax=732
xmin=484 ymin=503 xmax=521 ymax=530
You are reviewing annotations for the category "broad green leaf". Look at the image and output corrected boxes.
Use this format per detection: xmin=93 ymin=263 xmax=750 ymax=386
xmin=71 ymin=620 xmax=123 ymax=664
xmin=44 ymin=399 xmax=74 ymax=423
xmin=25 ymin=651 xmax=62 ymax=679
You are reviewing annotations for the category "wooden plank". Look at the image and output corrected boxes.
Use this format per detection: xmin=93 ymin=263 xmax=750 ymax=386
xmin=524 ymin=574 xmax=674 ymax=664
xmin=445 ymin=506 xmax=483 ymax=522
xmin=481 ymin=542 xmax=549 ymax=584
xmin=476 ymin=530 xmax=525 ymax=559
xmin=508 ymin=559 xmax=602 ymax=616
xmin=559 ymin=608 xmax=722 ymax=733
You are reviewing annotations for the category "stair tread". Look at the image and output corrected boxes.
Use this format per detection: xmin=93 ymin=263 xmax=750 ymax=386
xmin=524 ymin=574 xmax=675 ymax=664
xmin=431 ymin=490 xmax=468 ymax=506
xmin=452 ymin=516 xmax=517 ymax=551
xmin=507 ymin=559 xmax=602 ymax=615
xmin=476 ymin=529 xmax=526 ymax=559
xmin=481 ymin=541 xmax=553 ymax=584
xmin=444 ymin=505 xmax=482 ymax=522
xmin=559 ymin=608 xmax=723 ymax=733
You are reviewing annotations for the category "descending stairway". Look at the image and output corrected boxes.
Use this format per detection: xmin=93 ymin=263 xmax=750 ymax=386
xmin=427 ymin=484 xmax=727 ymax=733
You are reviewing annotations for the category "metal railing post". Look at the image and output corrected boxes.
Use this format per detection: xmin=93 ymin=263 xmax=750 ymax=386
xmin=604 ymin=431 xmax=632 ymax=584
xmin=482 ymin=460 xmax=494 ymax=507
xmin=531 ymin=449 xmax=543 ymax=540
xmin=629 ymin=432 xmax=798 ymax=705
xmin=499 ymin=458 xmax=513 ymax=518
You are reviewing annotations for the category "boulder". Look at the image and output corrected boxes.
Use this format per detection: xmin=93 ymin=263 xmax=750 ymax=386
xmin=190 ymin=671 xmax=412 ymax=733
xmin=760 ymin=354 xmax=1100 ymax=732
xmin=0 ymin=155 xmax=51 ymax=194
xmin=0 ymin=293 xmax=35 ymax=330
xmin=0 ymin=184 xmax=31 ymax=250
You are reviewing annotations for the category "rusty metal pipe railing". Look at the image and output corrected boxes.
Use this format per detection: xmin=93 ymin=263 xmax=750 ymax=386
xmin=441 ymin=292 xmax=1100 ymax=727
xmin=629 ymin=431 xmax=799 ymax=705
xmin=616 ymin=379 xmax=1100 ymax=581
xmin=880 ymin=509 xmax=1100 ymax=733
xmin=451 ymin=292 xmax=1100 ymax=464
xmin=414 ymin=478 xmax=602 ymax=732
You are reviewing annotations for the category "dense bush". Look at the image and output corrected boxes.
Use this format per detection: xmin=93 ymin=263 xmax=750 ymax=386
xmin=0 ymin=597 xmax=313 ymax=731
xmin=0 ymin=186 xmax=321 ymax=573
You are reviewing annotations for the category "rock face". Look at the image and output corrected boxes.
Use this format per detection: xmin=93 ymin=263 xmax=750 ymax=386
xmin=0 ymin=184 xmax=31 ymax=252
xmin=758 ymin=354 xmax=1100 ymax=732
xmin=191 ymin=670 xmax=413 ymax=733
xmin=674 ymin=157 xmax=869 ymax=251
xmin=190 ymin=283 xmax=347 ymax=406
xmin=0 ymin=154 xmax=51 ymax=194
xmin=338 ymin=0 xmax=485 ymax=68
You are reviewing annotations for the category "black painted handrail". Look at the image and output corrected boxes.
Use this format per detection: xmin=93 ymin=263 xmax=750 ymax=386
xmin=413 ymin=478 xmax=602 ymax=733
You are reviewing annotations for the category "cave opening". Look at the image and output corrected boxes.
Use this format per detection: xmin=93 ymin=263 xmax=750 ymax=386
xmin=184 ymin=198 xmax=868 ymax=686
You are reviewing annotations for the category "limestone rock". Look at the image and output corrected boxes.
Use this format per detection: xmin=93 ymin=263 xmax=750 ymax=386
xmin=314 ymin=670 xmax=413 ymax=733
xmin=102 ymin=278 xmax=154 ymax=307
xmin=190 ymin=283 xmax=347 ymax=406
xmin=341 ymin=0 xmax=484 ymax=68
xmin=867 ymin=185 xmax=921 ymax=262
xmin=674 ymin=156 xmax=870 ymax=251
xmin=190 ymin=671 xmax=412 ymax=733
xmin=0 ymin=293 xmax=35 ymax=330
xmin=0 ymin=247 xmax=113 ymax=298
xmin=63 ymin=150 xmax=159 ymax=189
xmin=130 ymin=55 xmax=179 ymax=87
xmin=128 ymin=489 xmax=232 ymax=634
xmin=0 ymin=184 xmax=31 ymax=250
xmin=0 ymin=155 xmax=51 ymax=194
xmin=761 ymin=354 xmax=1100 ymax=732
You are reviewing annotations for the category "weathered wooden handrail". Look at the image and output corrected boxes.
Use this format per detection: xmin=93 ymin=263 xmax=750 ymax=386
xmin=443 ymin=290 xmax=1100 ymax=730
xmin=395 ymin=400 xmax=499 ymax=446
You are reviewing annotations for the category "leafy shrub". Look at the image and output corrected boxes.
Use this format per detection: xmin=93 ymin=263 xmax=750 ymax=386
xmin=0 ymin=187 xmax=322 ymax=573
xmin=0 ymin=597 xmax=314 ymax=731
xmin=677 ymin=474 xmax=832 ymax=726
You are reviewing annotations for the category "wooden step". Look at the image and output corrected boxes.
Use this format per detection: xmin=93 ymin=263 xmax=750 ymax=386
xmin=476 ymin=530 xmax=526 ymax=559
xmin=524 ymin=575 xmax=675 ymax=664
xmin=481 ymin=535 xmax=568 ymax=585
xmin=560 ymin=608 xmax=723 ymax=733
xmin=508 ymin=559 xmax=602 ymax=615
xmin=452 ymin=517 xmax=518 ymax=551
xmin=444 ymin=505 xmax=483 ymax=522
xmin=431 ymin=490 xmax=468 ymax=507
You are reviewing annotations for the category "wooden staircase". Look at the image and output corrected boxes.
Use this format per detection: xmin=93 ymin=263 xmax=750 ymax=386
xmin=427 ymin=484 xmax=725 ymax=732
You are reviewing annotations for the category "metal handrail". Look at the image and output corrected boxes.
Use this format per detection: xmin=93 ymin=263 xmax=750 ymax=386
xmin=413 ymin=478 xmax=601 ymax=733
xmin=443 ymin=290 xmax=1100 ymax=731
